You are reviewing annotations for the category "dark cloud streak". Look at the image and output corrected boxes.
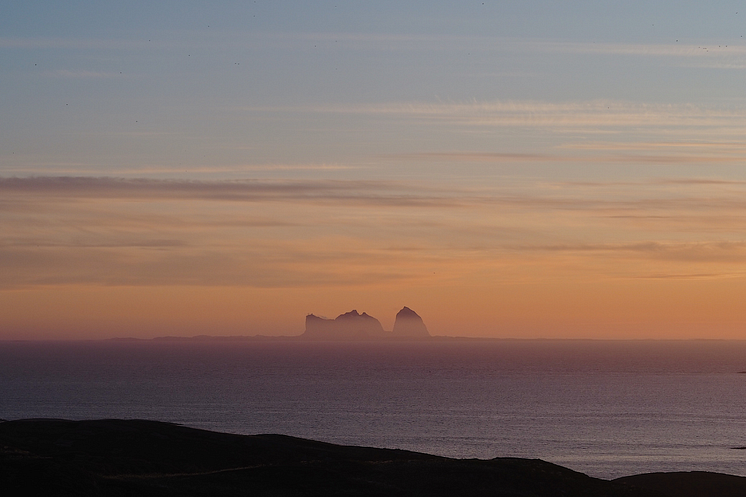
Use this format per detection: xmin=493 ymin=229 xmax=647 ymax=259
xmin=0 ymin=176 xmax=464 ymax=208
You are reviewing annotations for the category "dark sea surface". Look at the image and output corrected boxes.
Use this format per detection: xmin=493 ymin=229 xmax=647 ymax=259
xmin=1 ymin=339 xmax=745 ymax=479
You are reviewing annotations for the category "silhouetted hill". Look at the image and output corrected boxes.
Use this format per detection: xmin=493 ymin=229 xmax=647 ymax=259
xmin=3 ymin=418 xmax=732 ymax=496
xmin=615 ymin=471 xmax=746 ymax=497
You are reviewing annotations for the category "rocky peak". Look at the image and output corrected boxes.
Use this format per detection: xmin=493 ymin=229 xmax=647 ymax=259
xmin=392 ymin=306 xmax=430 ymax=338
xmin=303 ymin=309 xmax=385 ymax=339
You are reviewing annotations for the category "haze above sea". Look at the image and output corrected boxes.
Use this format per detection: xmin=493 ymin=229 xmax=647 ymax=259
xmin=1 ymin=339 xmax=745 ymax=479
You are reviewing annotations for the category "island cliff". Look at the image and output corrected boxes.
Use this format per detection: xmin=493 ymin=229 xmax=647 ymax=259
xmin=303 ymin=307 xmax=430 ymax=340
xmin=304 ymin=310 xmax=387 ymax=339
xmin=392 ymin=306 xmax=429 ymax=338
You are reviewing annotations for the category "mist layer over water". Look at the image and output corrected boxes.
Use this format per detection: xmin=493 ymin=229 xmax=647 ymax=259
xmin=1 ymin=339 xmax=745 ymax=479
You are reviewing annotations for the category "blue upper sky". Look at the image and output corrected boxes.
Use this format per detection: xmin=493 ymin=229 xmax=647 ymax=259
xmin=4 ymin=1 xmax=746 ymax=179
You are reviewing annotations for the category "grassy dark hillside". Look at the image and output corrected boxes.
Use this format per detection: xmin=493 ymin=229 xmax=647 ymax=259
xmin=0 ymin=419 xmax=738 ymax=496
xmin=615 ymin=471 xmax=746 ymax=497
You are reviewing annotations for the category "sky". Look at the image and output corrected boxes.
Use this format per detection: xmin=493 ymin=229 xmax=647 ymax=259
xmin=3 ymin=1 xmax=746 ymax=339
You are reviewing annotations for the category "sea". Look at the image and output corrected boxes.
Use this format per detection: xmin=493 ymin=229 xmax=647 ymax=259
xmin=1 ymin=338 xmax=745 ymax=480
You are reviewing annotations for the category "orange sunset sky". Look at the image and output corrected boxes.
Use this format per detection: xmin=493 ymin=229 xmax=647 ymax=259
xmin=3 ymin=2 xmax=746 ymax=339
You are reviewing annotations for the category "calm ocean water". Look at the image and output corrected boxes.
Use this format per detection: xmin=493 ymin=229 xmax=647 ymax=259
xmin=1 ymin=339 xmax=745 ymax=479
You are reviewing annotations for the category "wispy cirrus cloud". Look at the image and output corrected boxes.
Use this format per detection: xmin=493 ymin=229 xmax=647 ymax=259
xmin=0 ymin=176 xmax=465 ymax=208
xmin=509 ymin=240 xmax=746 ymax=261
xmin=259 ymin=99 xmax=746 ymax=133
xmin=527 ymin=40 xmax=746 ymax=69
xmin=7 ymin=32 xmax=746 ymax=69
xmin=106 ymin=163 xmax=359 ymax=176
xmin=4 ymin=175 xmax=746 ymax=290
xmin=561 ymin=140 xmax=746 ymax=152
xmin=525 ymin=40 xmax=746 ymax=58
xmin=385 ymin=150 xmax=746 ymax=166
xmin=385 ymin=152 xmax=552 ymax=162
xmin=6 ymin=175 xmax=746 ymax=211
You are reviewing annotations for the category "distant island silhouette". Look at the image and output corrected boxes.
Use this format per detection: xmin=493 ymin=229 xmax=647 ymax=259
xmin=303 ymin=306 xmax=430 ymax=340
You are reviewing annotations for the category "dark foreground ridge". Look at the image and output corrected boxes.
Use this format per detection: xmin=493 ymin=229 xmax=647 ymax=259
xmin=1 ymin=419 xmax=744 ymax=497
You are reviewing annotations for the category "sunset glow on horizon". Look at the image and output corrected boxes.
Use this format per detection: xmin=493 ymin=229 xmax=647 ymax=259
xmin=4 ymin=2 xmax=746 ymax=339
